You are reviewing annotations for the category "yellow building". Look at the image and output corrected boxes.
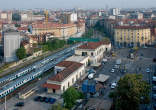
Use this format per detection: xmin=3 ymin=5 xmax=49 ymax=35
xmin=114 ymin=26 xmax=151 ymax=47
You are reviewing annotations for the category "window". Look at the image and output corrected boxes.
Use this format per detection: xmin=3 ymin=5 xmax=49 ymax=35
xmin=68 ymin=82 xmax=70 ymax=87
xmin=91 ymin=52 xmax=94 ymax=56
xmin=53 ymin=89 xmax=56 ymax=93
xmin=82 ymin=52 xmax=87 ymax=56
xmin=63 ymin=86 xmax=65 ymax=91
xmin=72 ymin=78 xmax=74 ymax=83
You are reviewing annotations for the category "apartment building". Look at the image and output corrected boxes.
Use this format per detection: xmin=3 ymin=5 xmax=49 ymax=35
xmin=114 ymin=26 xmax=151 ymax=47
xmin=61 ymin=13 xmax=78 ymax=24
xmin=75 ymin=41 xmax=111 ymax=64
xmin=31 ymin=22 xmax=78 ymax=38
xmin=43 ymin=61 xmax=85 ymax=94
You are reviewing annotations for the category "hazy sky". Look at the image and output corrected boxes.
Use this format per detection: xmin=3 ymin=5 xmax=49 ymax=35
xmin=0 ymin=0 xmax=156 ymax=9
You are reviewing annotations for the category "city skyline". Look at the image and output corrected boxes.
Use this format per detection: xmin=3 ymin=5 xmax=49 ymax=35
xmin=0 ymin=0 xmax=156 ymax=9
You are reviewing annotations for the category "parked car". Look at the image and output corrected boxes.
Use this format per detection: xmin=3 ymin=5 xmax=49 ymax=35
xmin=88 ymin=73 xmax=95 ymax=79
xmin=34 ymin=96 xmax=42 ymax=101
xmin=153 ymin=94 xmax=156 ymax=100
xmin=15 ymin=102 xmax=24 ymax=107
xmin=146 ymin=68 xmax=150 ymax=73
xmin=153 ymin=77 xmax=156 ymax=81
xmin=145 ymin=106 xmax=151 ymax=110
xmin=111 ymin=82 xmax=117 ymax=89
xmin=153 ymin=86 xmax=156 ymax=91
xmin=39 ymin=97 xmax=45 ymax=102
xmin=49 ymin=98 xmax=56 ymax=104
xmin=153 ymin=103 xmax=156 ymax=110
xmin=153 ymin=58 xmax=156 ymax=62
xmin=74 ymin=84 xmax=80 ymax=89
xmin=111 ymin=69 xmax=115 ymax=73
xmin=114 ymin=65 xmax=119 ymax=69
xmin=88 ymin=69 xmax=96 ymax=74
xmin=45 ymin=97 xmax=50 ymax=103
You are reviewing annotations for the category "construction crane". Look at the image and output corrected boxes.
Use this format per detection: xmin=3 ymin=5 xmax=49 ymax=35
xmin=44 ymin=10 xmax=49 ymax=24
xmin=44 ymin=10 xmax=49 ymax=34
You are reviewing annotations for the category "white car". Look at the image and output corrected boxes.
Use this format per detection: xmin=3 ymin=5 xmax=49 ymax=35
xmin=114 ymin=65 xmax=119 ymax=69
xmin=111 ymin=69 xmax=115 ymax=73
xmin=88 ymin=73 xmax=94 ymax=79
xmin=111 ymin=82 xmax=117 ymax=89
xmin=146 ymin=68 xmax=150 ymax=73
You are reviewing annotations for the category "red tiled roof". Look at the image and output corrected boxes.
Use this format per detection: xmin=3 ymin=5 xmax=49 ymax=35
xmin=32 ymin=22 xmax=76 ymax=29
xmin=49 ymin=61 xmax=83 ymax=82
xmin=56 ymin=61 xmax=76 ymax=68
xmin=114 ymin=26 xmax=150 ymax=29
xmin=43 ymin=83 xmax=61 ymax=90
xmin=78 ymin=41 xmax=110 ymax=50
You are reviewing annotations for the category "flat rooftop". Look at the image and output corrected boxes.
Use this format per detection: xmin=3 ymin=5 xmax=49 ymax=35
xmin=65 ymin=55 xmax=88 ymax=63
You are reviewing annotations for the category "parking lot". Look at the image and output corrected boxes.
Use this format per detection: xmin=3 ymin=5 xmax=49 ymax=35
xmin=0 ymin=47 xmax=156 ymax=110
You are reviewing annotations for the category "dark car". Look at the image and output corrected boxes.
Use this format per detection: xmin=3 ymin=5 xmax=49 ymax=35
xmin=49 ymin=98 xmax=56 ymax=104
xmin=45 ymin=97 xmax=50 ymax=103
xmin=153 ymin=58 xmax=156 ymax=62
xmin=39 ymin=97 xmax=45 ymax=102
xmin=153 ymin=103 xmax=156 ymax=110
xmin=153 ymin=94 xmax=156 ymax=100
xmin=153 ymin=86 xmax=156 ymax=91
xmin=34 ymin=96 xmax=42 ymax=101
xmin=15 ymin=102 xmax=24 ymax=107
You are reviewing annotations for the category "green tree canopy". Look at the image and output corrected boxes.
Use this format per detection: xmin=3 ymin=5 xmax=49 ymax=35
xmin=63 ymin=87 xmax=83 ymax=109
xmin=101 ymin=37 xmax=110 ymax=42
xmin=16 ymin=46 xmax=27 ymax=60
xmin=82 ymin=28 xmax=94 ymax=38
xmin=12 ymin=13 xmax=21 ymax=21
xmin=109 ymin=74 xmax=150 ymax=110
xmin=41 ymin=39 xmax=66 ymax=52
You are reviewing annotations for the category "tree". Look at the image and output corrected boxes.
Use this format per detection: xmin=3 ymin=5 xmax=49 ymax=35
xmin=12 ymin=13 xmax=21 ymax=21
xmin=101 ymin=37 xmax=110 ymax=43
xmin=63 ymin=87 xmax=83 ymax=109
xmin=109 ymin=74 xmax=150 ymax=110
xmin=82 ymin=28 xmax=94 ymax=38
xmin=41 ymin=39 xmax=66 ymax=52
xmin=16 ymin=46 xmax=27 ymax=60
xmin=50 ymin=103 xmax=68 ymax=110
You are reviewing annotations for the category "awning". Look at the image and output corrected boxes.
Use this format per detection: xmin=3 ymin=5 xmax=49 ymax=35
xmin=94 ymin=74 xmax=110 ymax=83
xmin=42 ymin=83 xmax=61 ymax=90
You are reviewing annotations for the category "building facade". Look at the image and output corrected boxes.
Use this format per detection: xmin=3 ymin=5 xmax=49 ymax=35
xmin=75 ymin=42 xmax=111 ymax=64
xmin=4 ymin=32 xmax=21 ymax=62
xmin=111 ymin=8 xmax=120 ymax=16
xmin=61 ymin=13 xmax=77 ymax=24
xmin=31 ymin=22 xmax=85 ymax=38
xmin=114 ymin=26 xmax=151 ymax=47
xmin=43 ymin=61 xmax=85 ymax=94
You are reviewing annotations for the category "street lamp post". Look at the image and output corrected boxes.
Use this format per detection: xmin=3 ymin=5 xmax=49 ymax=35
xmin=4 ymin=95 xmax=6 ymax=110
